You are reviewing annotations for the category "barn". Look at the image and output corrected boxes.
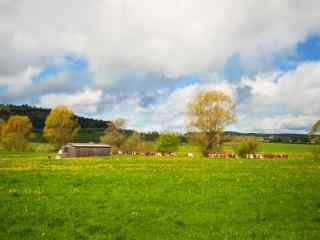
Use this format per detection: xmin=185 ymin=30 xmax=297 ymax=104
xmin=58 ymin=143 xmax=111 ymax=158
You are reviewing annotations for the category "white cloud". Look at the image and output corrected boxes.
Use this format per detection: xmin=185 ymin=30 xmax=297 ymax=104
xmin=237 ymin=62 xmax=320 ymax=133
xmin=131 ymin=82 xmax=235 ymax=132
xmin=38 ymin=88 xmax=102 ymax=114
xmin=128 ymin=62 xmax=320 ymax=133
xmin=1 ymin=1 xmax=320 ymax=133
xmin=0 ymin=66 xmax=38 ymax=87
xmin=1 ymin=1 xmax=320 ymax=85
xmin=31 ymin=61 xmax=320 ymax=134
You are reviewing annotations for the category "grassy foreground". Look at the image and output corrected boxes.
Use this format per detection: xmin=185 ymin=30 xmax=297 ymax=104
xmin=0 ymin=149 xmax=320 ymax=239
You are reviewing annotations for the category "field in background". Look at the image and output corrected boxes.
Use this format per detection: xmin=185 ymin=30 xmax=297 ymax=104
xmin=0 ymin=149 xmax=320 ymax=239
xmin=179 ymin=142 xmax=318 ymax=159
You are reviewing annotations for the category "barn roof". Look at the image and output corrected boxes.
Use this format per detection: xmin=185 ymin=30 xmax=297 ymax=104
xmin=67 ymin=143 xmax=111 ymax=148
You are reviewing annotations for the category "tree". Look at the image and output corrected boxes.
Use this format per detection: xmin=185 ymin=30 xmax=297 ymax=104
xmin=113 ymin=118 xmax=126 ymax=129
xmin=309 ymin=120 xmax=320 ymax=159
xmin=187 ymin=90 xmax=235 ymax=155
xmin=139 ymin=141 xmax=155 ymax=153
xmin=156 ymin=132 xmax=180 ymax=153
xmin=100 ymin=118 xmax=126 ymax=151
xmin=1 ymin=116 xmax=33 ymax=150
xmin=232 ymin=137 xmax=261 ymax=158
xmin=0 ymin=118 xmax=4 ymax=142
xmin=122 ymin=132 xmax=143 ymax=152
xmin=43 ymin=106 xmax=80 ymax=149
xmin=309 ymin=120 xmax=320 ymax=143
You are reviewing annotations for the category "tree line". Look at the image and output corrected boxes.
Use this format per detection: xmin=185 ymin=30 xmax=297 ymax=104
xmin=0 ymin=104 xmax=108 ymax=130
xmin=0 ymin=105 xmax=181 ymax=153
xmin=1 ymin=90 xmax=320 ymax=155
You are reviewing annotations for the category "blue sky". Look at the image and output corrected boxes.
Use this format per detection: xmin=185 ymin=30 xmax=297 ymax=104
xmin=273 ymin=35 xmax=320 ymax=71
xmin=1 ymin=1 xmax=320 ymax=133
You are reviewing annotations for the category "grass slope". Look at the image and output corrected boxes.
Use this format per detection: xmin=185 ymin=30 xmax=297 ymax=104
xmin=0 ymin=149 xmax=320 ymax=239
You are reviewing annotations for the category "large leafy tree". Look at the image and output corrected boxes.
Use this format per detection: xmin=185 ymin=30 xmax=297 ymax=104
xmin=1 ymin=116 xmax=33 ymax=150
xmin=187 ymin=90 xmax=235 ymax=154
xmin=44 ymin=106 xmax=80 ymax=148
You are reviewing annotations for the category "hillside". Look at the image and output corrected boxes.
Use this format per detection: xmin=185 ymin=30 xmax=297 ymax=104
xmin=0 ymin=104 xmax=110 ymax=130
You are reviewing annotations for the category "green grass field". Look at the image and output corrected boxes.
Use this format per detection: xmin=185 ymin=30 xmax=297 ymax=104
xmin=179 ymin=142 xmax=319 ymax=159
xmin=0 ymin=143 xmax=320 ymax=239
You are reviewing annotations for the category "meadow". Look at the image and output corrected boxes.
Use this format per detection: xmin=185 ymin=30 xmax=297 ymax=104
xmin=0 ymin=143 xmax=320 ymax=239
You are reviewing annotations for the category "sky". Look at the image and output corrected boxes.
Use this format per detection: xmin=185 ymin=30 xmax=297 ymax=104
xmin=1 ymin=0 xmax=320 ymax=133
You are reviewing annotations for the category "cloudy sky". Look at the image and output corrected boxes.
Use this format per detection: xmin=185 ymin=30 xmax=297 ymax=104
xmin=1 ymin=0 xmax=320 ymax=133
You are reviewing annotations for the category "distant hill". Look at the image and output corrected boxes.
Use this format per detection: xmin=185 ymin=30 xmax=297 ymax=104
xmin=0 ymin=104 xmax=111 ymax=130
xmin=224 ymin=131 xmax=311 ymax=144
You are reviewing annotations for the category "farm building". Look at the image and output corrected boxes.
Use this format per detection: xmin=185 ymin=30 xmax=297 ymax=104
xmin=58 ymin=143 xmax=111 ymax=158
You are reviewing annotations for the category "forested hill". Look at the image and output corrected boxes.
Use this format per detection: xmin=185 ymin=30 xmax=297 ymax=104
xmin=0 ymin=104 xmax=110 ymax=130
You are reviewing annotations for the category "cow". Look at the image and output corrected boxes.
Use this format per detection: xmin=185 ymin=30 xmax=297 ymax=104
xmin=187 ymin=152 xmax=194 ymax=158
xmin=208 ymin=152 xmax=238 ymax=159
xmin=262 ymin=153 xmax=289 ymax=159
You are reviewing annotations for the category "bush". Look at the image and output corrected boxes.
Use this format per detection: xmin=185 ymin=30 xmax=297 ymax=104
xmin=156 ymin=133 xmax=180 ymax=153
xmin=233 ymin=139 xmax=261 ymax=158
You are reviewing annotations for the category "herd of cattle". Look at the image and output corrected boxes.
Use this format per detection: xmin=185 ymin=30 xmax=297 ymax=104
xmin=116 ymin=151 xmax=289 ymax=159
xmin=208 ymin=152 xmax=289 ymax=159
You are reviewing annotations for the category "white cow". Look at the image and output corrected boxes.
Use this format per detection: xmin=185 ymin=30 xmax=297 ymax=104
xmin=187 ymin=152 xmax=194 ymax=158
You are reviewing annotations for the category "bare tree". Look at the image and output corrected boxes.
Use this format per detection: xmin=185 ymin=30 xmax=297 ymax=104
xmin=100 ymin=118 xmax=127 ymax=151
xmin=113 ymin=118 xmax=126 ymax=130
xmin=309 ymin=120 xmax=320 ymax=144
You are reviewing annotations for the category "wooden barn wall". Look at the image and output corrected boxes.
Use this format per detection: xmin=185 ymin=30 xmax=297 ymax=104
xmin=63 ymin=146 xmax=111 ymax=157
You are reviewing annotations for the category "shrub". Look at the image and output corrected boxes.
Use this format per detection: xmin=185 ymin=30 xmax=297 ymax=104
xmin=233 ymin=138 xmax=261 ymax=158
xmin=156 ymin=133 xmax=180 ymax=153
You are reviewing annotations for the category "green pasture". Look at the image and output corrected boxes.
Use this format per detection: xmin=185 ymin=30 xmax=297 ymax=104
xmin=0 ymin=146 xmax=320 ymax=239
xmin=179 ymin=142 xmax=319 ymax=159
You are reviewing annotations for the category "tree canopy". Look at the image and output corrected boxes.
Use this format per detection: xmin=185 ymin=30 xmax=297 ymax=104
xmin=187 ymin=90 xmax=235 ymax=154
xmin=43 ymin=106 xmax=80 ymax=148
xmin=100 ymin=118 xmax=127 ymax=151
xmin=1 ymin=115 xmax=33 ymax=150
